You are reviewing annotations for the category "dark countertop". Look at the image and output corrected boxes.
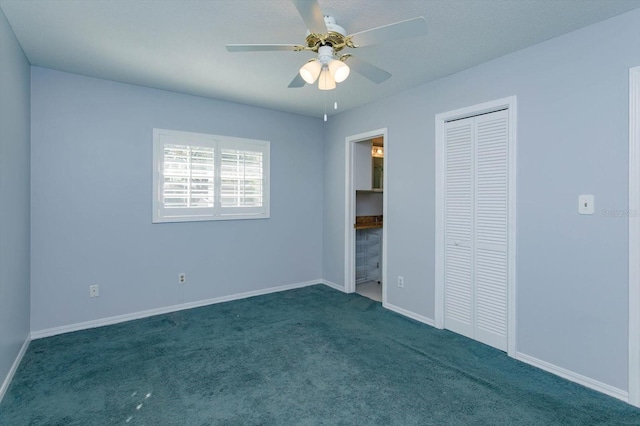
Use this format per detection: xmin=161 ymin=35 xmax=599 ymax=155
xmin=354 ymin=215 xmax=383 ymax=229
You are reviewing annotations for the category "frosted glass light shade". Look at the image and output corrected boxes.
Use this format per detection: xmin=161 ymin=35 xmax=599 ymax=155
xmin=299 ymin=60 xmax=322 ymax=84
xmin=318 ymin=68 xmax=336 ymax=90
xmin=328 ymin=60 xmax=350 ymax=83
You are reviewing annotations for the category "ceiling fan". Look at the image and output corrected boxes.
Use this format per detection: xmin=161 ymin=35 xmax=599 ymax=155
xmin=225 ymin=0 xmax=428 ymax=90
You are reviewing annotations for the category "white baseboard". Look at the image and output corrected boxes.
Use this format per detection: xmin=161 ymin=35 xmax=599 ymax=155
xmin=31 ymin=280 xmax=321 ymax=340
xmin=320 ymin=279 xmax=346 ymax=292
xmin=383 ymin=302 xmax=436 ymax=327
xmin=515 ymin=351 xmax=628 ymax=402
xmin=0 ymin=335 xmax=30 ymax=404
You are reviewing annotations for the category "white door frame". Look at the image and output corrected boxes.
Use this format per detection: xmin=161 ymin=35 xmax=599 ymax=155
xmin=434 ymin=96 xmax=517 ymax=357
xmin=629 ymin=66 xmax=640 ymax=407
xmin=345 ymin=128 xmax=388 ymax=302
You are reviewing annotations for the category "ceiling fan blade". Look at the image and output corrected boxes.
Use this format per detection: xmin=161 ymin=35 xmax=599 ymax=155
xmin=288 ymin=73 xmax=306 ymax=88
xmin=226 ymin=44 xmax=303 ymax=52
xmin=349 ymin=16 xmax=427 ymax=47
xmin=346 ymin=56 xmax=391 ymax=84
xmin=292 ymin=0 xmax=327 ymax=34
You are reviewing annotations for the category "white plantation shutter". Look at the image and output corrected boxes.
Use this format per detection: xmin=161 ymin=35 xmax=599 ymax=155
xmin=162 ymin=144 xmax=214 ymax=208
xmin=153 ymin=129 xmax=269 ymax=222
xmin=443 ymin=110 xmax=508 ymax=352
xmin=219 ymin=141 xmax=267 ymax=215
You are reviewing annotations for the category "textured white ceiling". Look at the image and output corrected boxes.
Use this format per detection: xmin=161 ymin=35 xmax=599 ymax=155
xmin=1 ymin=0 xmax=640 ymax=118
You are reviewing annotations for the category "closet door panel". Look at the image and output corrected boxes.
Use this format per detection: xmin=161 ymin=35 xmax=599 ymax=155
xmin=443 ymin=118 xmax=474 ymax=338
xmin=474 ymin=110 xmax=508 ymax=351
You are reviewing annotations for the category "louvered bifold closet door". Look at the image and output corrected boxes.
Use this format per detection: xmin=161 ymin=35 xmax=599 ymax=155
xmin=473 ymin=110 xmax=508 ymax=351
xmin=443 ymin=117 xmax=475 ymax=339
xmin=443 ymin=110 xmax=509 ymax=352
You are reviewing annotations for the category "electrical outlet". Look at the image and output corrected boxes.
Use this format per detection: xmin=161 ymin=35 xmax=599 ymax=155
xmin=397 ymin=276 xmax=404 ymax=288
xmin=179 ymin=273 xmax=186 ymax=284
xmin=89 ymin=285 xmax=99 ymax=298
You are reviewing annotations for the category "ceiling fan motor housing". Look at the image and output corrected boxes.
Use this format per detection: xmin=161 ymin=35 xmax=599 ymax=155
xmin=304 ymin=16 xmax=352 ymax=53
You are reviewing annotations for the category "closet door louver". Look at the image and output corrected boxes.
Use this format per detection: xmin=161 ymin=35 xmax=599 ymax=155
xmin=443 ymin=110 xmax=508 ymax=352
xmin=444 ymin=117 xmax=474 ymax=338
xmin=474 ymin=110 xmax=508 ymax=351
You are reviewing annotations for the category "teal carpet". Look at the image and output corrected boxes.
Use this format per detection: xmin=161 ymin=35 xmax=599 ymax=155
xmin=1 ymin=285 xmax=639 ymax=425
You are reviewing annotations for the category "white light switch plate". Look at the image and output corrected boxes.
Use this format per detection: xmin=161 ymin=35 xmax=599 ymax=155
xmin=579 ymin=194 xmax=594 ymax=215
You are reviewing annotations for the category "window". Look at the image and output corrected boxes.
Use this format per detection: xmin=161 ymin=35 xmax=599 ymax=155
xmin=153 ymin=128 xmax=270 ymax=223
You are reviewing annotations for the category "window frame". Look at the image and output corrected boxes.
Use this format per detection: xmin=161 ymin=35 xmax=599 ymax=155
xmin=152 ymin=128 xmax=270 ymax=223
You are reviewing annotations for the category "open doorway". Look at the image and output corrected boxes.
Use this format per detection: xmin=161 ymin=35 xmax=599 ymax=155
xmin=345 ymin=128 xmax=388 ymax=303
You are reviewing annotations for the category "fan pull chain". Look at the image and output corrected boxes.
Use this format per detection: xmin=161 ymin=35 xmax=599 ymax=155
xmin=324 ymin=80 xmax=328 ymax=122
xmin=334 ymin=89 xmax=338 ymax=110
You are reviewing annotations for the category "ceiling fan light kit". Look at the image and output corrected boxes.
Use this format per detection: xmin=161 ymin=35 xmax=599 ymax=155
xmin=318 ymin=68 xmax=336 ymax=90
xmin=328 ymin=59 xmax=350 ymax=83
xmin=299 ymin=45 xmax=350 ymax=88
xmin=300 ymin=60 xmax=322 ymax=84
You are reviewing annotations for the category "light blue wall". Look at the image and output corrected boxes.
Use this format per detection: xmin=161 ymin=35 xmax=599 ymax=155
xmin=30 ymin=68 xmax=324 ymax=332
xmin=324 ymin=9 xmax=640 ymax=391
xmin=0 ymin=7 xmax=30 ymax=386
